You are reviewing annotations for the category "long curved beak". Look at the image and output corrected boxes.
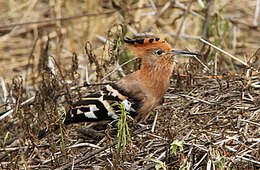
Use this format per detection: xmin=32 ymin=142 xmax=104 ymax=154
xmin=171 ymin=49 xmax=201 ymax=56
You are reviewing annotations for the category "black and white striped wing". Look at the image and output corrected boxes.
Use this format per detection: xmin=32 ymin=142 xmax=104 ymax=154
xmin=64 ymin=84 xmax=136 ymax=125
xmin=246 ymin=70 xmax=260 ymax=88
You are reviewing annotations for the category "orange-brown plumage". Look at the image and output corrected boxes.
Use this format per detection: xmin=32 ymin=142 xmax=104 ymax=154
xmin=121 ymin=38 xmax=175 ymax=120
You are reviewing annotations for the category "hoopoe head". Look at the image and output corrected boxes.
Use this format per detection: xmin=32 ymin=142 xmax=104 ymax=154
xmin=124 ymin=38 xmax=199 ymax=67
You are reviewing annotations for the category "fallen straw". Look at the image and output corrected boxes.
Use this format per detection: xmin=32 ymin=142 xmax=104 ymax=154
xmin=199 ymin=38 xmax=249 ymax=67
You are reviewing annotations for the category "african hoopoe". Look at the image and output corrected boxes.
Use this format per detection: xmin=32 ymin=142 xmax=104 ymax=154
xmin=38 ymin=38 xmax=199 ymax=139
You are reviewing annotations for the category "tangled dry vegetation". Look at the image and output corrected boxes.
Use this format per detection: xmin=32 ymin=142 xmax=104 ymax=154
xmin=0 ymin=0 xmax=259 ymax=169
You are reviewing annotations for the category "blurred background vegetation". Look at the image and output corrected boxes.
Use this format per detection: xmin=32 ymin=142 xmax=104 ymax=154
xmin=0 ymin=0 xmax=259 ymax=169
xmin=0 ymin=0 xmax=259 ymax=85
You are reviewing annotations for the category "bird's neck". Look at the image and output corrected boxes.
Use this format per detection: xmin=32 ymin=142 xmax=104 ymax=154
xmin=138 ymin=58 xmax=173 ymax=98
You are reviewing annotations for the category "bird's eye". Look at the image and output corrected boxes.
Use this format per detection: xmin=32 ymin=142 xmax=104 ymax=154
xmin=155 ymin=50 xmax=164 ymax=56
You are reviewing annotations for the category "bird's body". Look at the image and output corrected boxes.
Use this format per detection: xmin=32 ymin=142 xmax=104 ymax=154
xmin=64 ymin=38 xmax=175 ymax=124
xmin=38 ymin=37 xmax=199 ymax=139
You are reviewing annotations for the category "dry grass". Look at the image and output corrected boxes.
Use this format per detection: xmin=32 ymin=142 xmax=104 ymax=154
xmin=0 ymin=0 xmax=260 ymax=169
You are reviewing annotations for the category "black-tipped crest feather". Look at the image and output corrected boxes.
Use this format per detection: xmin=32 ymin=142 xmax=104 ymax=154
xmin=124 ymin=38 xmax=161 ymax=45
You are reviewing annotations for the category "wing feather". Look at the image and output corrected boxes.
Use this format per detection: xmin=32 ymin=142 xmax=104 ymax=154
xmin=64 ymin=83 xmax=139 ymax=125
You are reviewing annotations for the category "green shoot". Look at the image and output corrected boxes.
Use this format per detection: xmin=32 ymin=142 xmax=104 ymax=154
xmin=111 ymin=102 xmax=133 ymax=156
xmin=171 ymin=140 xmax=183 ymax=156
xmin=212 ymin=149 xmax=229 ymax=170
xmin=3 ymin=131 xmax=9 ymax=146
xmin=145 ymin=159 xmax=167 ymax=170
xmin=21 ymin=155 xmax=29 ymax=169
xmin=180 ymin=162 xmax=191 ymax=170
